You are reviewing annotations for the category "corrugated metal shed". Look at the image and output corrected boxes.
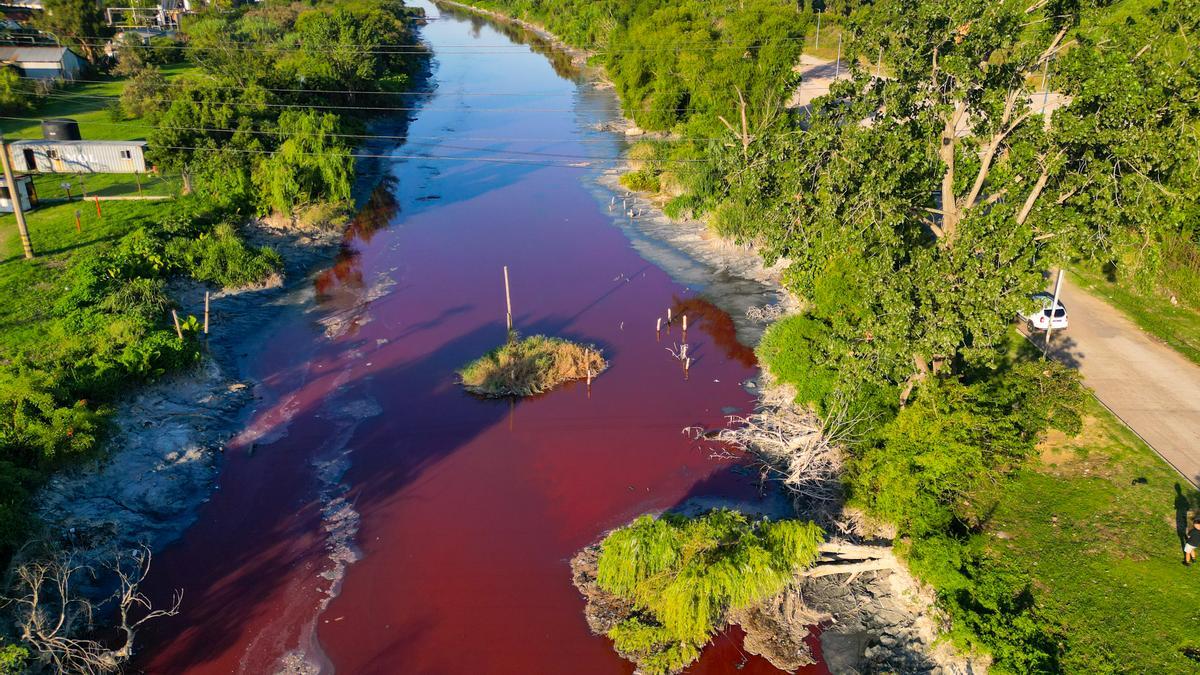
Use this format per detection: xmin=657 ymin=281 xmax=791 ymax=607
xmin=9 ymin=140 xmax=149 ymax=174
xmin=0 ymin=46 xmax=85 ymax=80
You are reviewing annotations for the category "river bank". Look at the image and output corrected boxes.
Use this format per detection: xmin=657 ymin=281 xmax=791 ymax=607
xmin=32 ymin=213 xmax=345 ymax=571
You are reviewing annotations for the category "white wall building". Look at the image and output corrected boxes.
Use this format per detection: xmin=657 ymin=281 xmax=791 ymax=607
xmin=0 ymin=175 xmax=35 ymax=213
xmin=9 ymin=140 xmax=150 ymax=174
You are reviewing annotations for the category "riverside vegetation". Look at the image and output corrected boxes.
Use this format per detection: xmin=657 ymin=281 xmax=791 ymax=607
xmin=468 ymin=0 xmax=1200 ymax=671
xmin=585 ymin=511 xmax=823 ymax=674
xmin=0 ymin=0 xmax=425 ymax=669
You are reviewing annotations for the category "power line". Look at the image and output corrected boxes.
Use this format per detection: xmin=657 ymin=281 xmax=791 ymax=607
xmin=69 ymin=33 xmax=811 ymax=55
xmin=36 ymin=88 xmax=831 ymax=114
xmin=147 ymin=143 xmax=669 ymax=169
xmin=18 ymin=76 xmax=586 ymax=97
xmin=21 ymin=76 xmax=837 ymax=102
xmin=0 ymin=116 xmax=736 ymax=144
xmin=0 ymin=116 xmax=728 ymax=163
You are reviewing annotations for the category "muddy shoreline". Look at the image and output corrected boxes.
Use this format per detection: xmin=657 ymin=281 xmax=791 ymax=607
xmin=33 ymin=217 xmax=344 ymax=563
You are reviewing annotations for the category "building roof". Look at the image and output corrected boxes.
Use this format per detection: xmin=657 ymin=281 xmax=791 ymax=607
xmin=9 ymin=139 xmax=149 ymax=147
xmin=0 ymin=45 xmax=77 ymax=63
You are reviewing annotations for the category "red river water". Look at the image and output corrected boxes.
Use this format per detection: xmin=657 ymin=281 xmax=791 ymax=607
xmin=135 ymin=3 xmax=828 ymax=673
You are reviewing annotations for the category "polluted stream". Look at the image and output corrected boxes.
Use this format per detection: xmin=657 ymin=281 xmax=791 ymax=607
xmin=135 ymin=3 xmax=825 ymax=673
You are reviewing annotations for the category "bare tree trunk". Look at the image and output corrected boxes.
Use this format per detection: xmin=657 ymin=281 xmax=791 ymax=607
xmin=938 ymin=101 xmax=966 ymax=243
xmin=1016 ymin=159 xmax=1053 ymax=225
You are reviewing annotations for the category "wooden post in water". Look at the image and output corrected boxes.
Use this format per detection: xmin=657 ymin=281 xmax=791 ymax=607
xmin=503 ymin=266 xmax=513 ymax=333
xmin=682 ymin=315 xmax=687 ymax=333
xmin=656 ymin=317 xmax=662 ymax=333
xmin=171 ymin=310 xmax=183 ymax=340
xmin=667 ymin=308 xmax=673 ymax=325
xmin=204 ymin=291 xmax=211 ymax=335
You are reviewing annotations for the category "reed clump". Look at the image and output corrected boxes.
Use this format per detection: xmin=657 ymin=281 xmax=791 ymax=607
xmin=458 ymin=333 xmax=607 ymax=397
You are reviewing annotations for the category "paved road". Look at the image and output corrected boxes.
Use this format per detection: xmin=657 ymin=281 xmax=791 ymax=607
xmin=1041 ymin=273 xmax=1200 ymax=486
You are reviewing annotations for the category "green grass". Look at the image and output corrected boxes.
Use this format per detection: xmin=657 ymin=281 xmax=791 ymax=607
xmin=977 ymin=397 xmax=1200 ymax=673
xmin=0 ymin=199 xmax=163 ymax=358
xmin=29 ymin=172 xmax=181 ymax=201
xmin=802 ymin=20 xmax=847 ymax=61
xmin=1071 ymin=266 xmax=1200 ymax=366
xmin=1 ymin=62 xmax=198 ymax=141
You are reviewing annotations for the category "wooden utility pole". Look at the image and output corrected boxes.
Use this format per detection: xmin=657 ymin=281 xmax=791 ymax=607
xmin=0 ymin=133 xmax=34 ymax=259
xmin=1044 ymin=269 xmax=1065 ymax=354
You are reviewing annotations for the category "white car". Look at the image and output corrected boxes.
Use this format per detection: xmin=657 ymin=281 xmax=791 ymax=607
xmin=1021 ymin=292 xmax=1068 ymax=331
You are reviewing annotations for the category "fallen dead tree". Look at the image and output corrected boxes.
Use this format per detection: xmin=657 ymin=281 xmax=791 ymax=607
xmin=690 ymin=387 xmax=843 ymax=523
xmin=3 ymin=543 xmax=181 ymax=674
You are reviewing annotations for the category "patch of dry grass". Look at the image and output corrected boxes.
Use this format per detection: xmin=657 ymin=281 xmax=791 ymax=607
xmin=458 ymin=333 xmax=607 ymax=397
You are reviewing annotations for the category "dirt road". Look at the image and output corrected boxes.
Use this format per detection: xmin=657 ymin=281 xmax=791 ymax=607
xmin=1041 ymin=274 xmax=1200 ymax=486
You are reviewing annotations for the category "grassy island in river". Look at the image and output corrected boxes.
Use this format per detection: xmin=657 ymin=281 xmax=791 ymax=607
xmin=458 ymin=334 xmax=606 ymax=397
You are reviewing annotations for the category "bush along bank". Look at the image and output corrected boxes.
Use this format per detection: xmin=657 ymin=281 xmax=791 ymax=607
xmin=0 ymin=0 xmax=429 ymax=669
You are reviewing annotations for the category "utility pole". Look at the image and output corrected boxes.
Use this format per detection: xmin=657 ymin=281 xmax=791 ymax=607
xmin=1039 ymin=58 xmax=1052 ymax=114
xmin=1044 ymin=269 xmax=1065 ymax=354
xmin=815 ymin=12 xmax=822 ymax=50
xmin=834 ymin=33 xmax=843 ymax=80
xmin=0 ymin=133 xmax=34 ymax=260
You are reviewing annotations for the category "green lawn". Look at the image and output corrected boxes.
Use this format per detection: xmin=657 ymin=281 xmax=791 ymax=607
xmin=0 ymin=198 xmax=164 ymax=357
xmin=29 ymin=172 xmax=181 ymax=202
xmin=0 ymin=61 xmax=191 ymax=358
xmin=1071 ymin=266 xmax=1200 ymax=367
xmin=1 ymin=62 xmax=198 ymax=141
xmin=979 ymin=397 xmax=1200 ymax=672
xmin=803 ymin=20 xmax=847 ymax=61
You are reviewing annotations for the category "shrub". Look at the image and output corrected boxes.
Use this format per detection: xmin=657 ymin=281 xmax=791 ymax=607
xmin=596 ymin=510 xmax=823 ymax=674
xmin=756 ymin=315 xmax=838 ymax=410
xmin=165 ymin=222 xmax=283 ymax=289
xmin=458 ymin=334 xmax=606 ymax=397
xmin=619 ymin=168 xmax=661 ymax=193
xmin=0 ymin=642 xmax=29 ymax=675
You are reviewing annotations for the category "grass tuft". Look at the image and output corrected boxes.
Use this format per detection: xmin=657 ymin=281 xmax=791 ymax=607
xmin=458 ymin=333 xmax=607 ymax=398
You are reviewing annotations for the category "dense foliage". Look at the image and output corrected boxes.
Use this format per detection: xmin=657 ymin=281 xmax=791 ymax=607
xmin=140 ymin=0 xmax=423 ymax=216
xmin=33 ymin=0 xmax=110 ymax=63
xmin=597 ymin=510 xmax=823 ymax=674
xmin=0 ymin=195 xmax=284 ymax=555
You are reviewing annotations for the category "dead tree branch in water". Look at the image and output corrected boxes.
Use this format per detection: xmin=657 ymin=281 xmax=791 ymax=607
xmin=691 ymin=388 xmax=843 ymax=523
xmin=4 ymin=544 xmax=182 ymax=674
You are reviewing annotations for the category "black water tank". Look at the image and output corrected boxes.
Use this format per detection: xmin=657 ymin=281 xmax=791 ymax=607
xmin=42 ymin=119 xmax=82 ymax=141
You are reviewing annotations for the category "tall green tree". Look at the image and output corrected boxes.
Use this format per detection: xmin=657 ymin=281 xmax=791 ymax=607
xmin=35 ymin=0 xmax=110 ymax=63
xmin=253 ymin=110 xmax=354 ymax=215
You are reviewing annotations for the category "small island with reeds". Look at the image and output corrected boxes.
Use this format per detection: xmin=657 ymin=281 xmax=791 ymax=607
xmin=458 ymin=333 xmax=607 ymax=397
